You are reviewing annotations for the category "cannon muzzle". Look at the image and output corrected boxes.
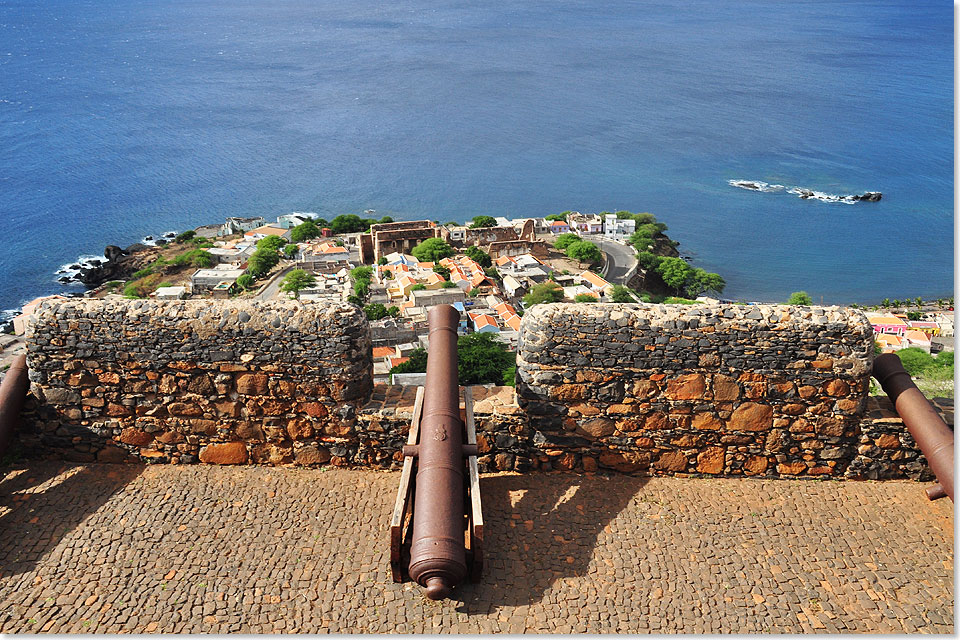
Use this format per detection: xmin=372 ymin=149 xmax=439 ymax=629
xmin=872 ymin=353 xmax=954 ymax=501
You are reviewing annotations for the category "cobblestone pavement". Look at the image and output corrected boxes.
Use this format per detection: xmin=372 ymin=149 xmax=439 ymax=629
xmin=0 ymin=462 xmax=952 ymax=633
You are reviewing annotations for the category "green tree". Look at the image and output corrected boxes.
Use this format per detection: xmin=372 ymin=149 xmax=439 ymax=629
xmin=283 ymin=244 xmax=299 ymax=258
xmin=554 ymin=233 xmax=582 ymax=250
xmin=611 ymin=285 xmax=635 ymax=303
xmin=364 ymin=303 xmax=388 ymax=321
xmin=881 ymin=298 xmax=891 ymax=308
xmin=574 ymin=293 xmax=597 ymax=303
xmin=896 ymin=347 xmax=935 ymax=376
xmin=387 ymin=305 xmax=400 ymax=317
xmin=392 ymin=333 xmax=516 ymax=386
xmin=934 ymin=350 xmax=954 ymax=370
xmin=892 ymin=299 xmax=901 ymax=309
xmin=247 ymin=248 xmax=280 ymax=277
xmin=330 ymin=214 xmax=368 ymax=234
xmin=411 ymin=238 xmax=455 ymax=262
xmin=655 ymin=257 xmax=694 ymax=293
xmin=464 ymin=246 xmax=491 ymax=267
xmin=787 ymin=291 xmax=813 ymax=305
xmin=685 ymin=268 xmax=726 ymax=298
xmin=637 ymin=251 xmax=661 ymax=271
xmin=433 ymin=265 xmax=451 ymax=280
xmin=523 ymin=281 xmax=564 ymax=306
xmin=350 ymin=265 xmax=373 ymax=283
xmin=236 ymin=274 xmax=254 ymax=290
xmin=257 ymin=235 xmax=287 ymax=252
xmin=289 ymin=220 xmax=321 ymax=242
xmin=390 ymin=348 xmax=429 ymax=376
xmin=411 ymin=284 xmax=427 ymax=291
xmin=279 ymin=269 xmax=316 ymax=299
xmin=470 ymin=215 xmax=497 ymax=228
xmin=545 ymin=212 xmax=569 ymax=221
xmin=441 ymin=281 xmax=457 ymax=289
xmin=567 ymin=241 xmax=603 ymax=264
xmin=914 ymin=297 xmax=923 ymax=310
xmin=377 ymin=256 xmax=388 ymax=266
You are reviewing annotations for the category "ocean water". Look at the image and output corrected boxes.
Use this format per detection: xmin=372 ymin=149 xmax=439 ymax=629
xmin=0 ymin=0 xmax=953 ymax=318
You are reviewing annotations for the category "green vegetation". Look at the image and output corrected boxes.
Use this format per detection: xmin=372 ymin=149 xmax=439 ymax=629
xmin=787 ymin=291 xmax=813 ymax=305
xmin=283 ymin=244 xmax=299 ymax=258
xmin=892 ymin=348 xmax=955 ymax=399
xmin=290 ymin=219 xmax=321 ymax=242
xmin=377 ymin=256 xmax=388 ymax=266
xmin=469 ymin=215 xmax=497 ymax=228
xmin=573 ymin=293 xmax=597 ymax=303
xmin=387 ymin=305 xmax=400 ymax=317
xmin=553 ymin=233 xmax=581 ymax=250
xmin=653 ymin=257 xmax=724 ymax=298
xmin=464 ymin=246 xmax=491 ymax=268
xmin=174 ymin=230 xmax=196 ymax=243
xmin=433 ymin=264 xmax=451 ymax=280
xmin=441 ymin=280 xmax=457 ymax=289
xmin=566 ymin=240 xmax=603 ymax=264
xmin=364 ymin=303 xmax=389 ymax=321
xmin=523 ymin=281 xmax=564 ymax=306
xmin=247 ymin=247 xmax=280 ymax=278
xmin=349 ymin=266 xmax=374 ymax=303
xmin=410 ymin=284 xmax=427 ymax=291
xmin=661 ymin=296 xmax=703 ymax=305
xmin=410 ymin=237 xmax=455 ymax=262
xmin=390 ymin=333 xmax=516 ymax=386
xmin=171 ymin=248 xmax=213 ymax=268
xmin=610 ymin=285 xmax=635 ymax=303
xmin=545 ymin=212 xmax=570 ymax=222
xmin=236 ymin=274 xmax=254 ymax=290
xmin=328 ymin=213 xmax=394 ymax=235
xmin=123 ymin=273 xmax=164 ymax=299
xmin=279 ymin=269 xmax=316 ymax=299
xmin=257 ymin=235 xmax=287 ymax=252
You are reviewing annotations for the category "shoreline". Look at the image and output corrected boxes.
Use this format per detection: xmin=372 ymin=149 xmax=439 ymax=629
xmin=0 ymin=214 xmax=953 ymax=333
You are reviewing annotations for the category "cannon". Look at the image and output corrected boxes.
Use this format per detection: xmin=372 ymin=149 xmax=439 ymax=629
xmin=0 ymin=355 xmax=29 ymax=458
xmin=872 ymin=353 xmax=954 ymax=501
xmin=390 ymin=305 xmax=483 ymax=599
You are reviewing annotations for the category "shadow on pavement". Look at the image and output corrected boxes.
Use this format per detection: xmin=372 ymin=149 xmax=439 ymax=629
xmin=455 ymin=472 xmax=647 ymax=612
xmin=0 ymin=461 xmax=144 ymax=577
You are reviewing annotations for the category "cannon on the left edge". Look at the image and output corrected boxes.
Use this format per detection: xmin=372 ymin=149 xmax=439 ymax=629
xmin=389 ymin=305 xmax=483 ymax=600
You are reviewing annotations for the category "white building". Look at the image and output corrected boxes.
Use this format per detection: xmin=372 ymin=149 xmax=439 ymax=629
xmin=275 ymin=213 xmax=317 ymax=229
xmin=222 ymin=216 xmax=266 ymax=236
xmin=604 ymin=214 xmax=636 ymax=239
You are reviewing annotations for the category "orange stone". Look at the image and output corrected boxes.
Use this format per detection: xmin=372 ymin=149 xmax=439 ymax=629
xmin=236 ymin=373 xmax=269 ymax=395
xmin=199 ymin=442 xmax=249 ymax=465
xmin=776 ymin=461 xmax=807 ymax=475
xmin=106 ymin=403 xmax=132 ymax=417
xmin=712 ymin=375 xmax=740 ymax=402
xmin=168 ymin=403 xmax=203 ymax=417
xmin=743 ymin=455 xmax=768 ymax=475
xmin=743 ymin=383 xmax=767 ymax=399
xmin=782 ymin=403 xmax=806 ymax=415
xmin=666 ymin=374 xmax=706 ymax=400
xmin=811 ymin=359 xmax=834 ymax=369
xmin=671 ymin=434 xmax=700 ymax=447
xmin=634 ymin=437 xmax=655 ymax=448
xmin=631 ymin=380 xmax=657 ymax=399
xmin=98 ymin=372 xmax=121 ymax=384
xmin=553 ymin=384 xmax=587 ymax=401
xmin=691 ymin=413 xmax=723 ymax=430
xmin=824 ymin=379 xmax=850 ymax=397
xmin=808 ymin=466 xmax=833 ymax=476
xmin=654 ymin=450 xmax=687 ymax=472
xmin=606 ymin=404 xmax=633 ymax=415
xmin=582 ymin=456 xmax=598 ymax=472
xmin=286 ymin=420 xmax=314 ymax=440
xmin=644 ymin=412 xmax=669 ymax=431
xmin=578 ymin=417 xmax=616 ymax=439
xmin=797 ymin=385 xmax=817 ymax=399
xmin=294 ymin=445 xmax=331 ymax=465
xmin=598 ymin=450 xmax=648 ymax=473
xmin=569 ymin=404 xmax=601 ymax=417
xmin=727 ymin=402 xmax=773 ymax=431
xmin=836 ymin=398 xmax=859 ymax=413
xmin=696 ymin=447 xmax=725 ymax=474
xmin=215 ymin=401 xmax=241 ymax=417
xmin=875 ymin=434 xmax=900 ymax=449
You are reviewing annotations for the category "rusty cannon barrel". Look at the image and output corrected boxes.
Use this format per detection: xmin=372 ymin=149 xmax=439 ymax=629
xmin=872 ymin=353 xmax=954 ymax=501
xmin=0 ymin=355 xmax=29 ymax=458
xmin=407 ymin=304 xmax=469 ymax=600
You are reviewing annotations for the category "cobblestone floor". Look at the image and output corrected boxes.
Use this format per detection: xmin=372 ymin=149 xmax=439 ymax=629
xmin=0 ymin=462 xmax=952 ymax=633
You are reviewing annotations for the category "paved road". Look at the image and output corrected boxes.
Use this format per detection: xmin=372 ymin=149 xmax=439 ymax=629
xmin=257 ymin=265 xmax=295 ymax=301
xmin=0 ymin=462 xmax=952 ymax=633
xmin=596 ymin=237 xmax=637 ymax=285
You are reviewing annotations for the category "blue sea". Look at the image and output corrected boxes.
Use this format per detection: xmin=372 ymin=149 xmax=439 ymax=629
xmin=0 ymin=0 xmax=953 ymax=318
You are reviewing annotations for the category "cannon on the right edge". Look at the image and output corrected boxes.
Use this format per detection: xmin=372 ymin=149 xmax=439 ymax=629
xmin=873 ymin=353 xmax=954 ymax=501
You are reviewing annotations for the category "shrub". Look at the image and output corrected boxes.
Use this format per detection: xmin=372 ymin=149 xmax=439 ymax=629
xmin=390 ymin=333 xmax=516 ymax=386
xmin=464 ymin=246 xmax=491 ymax=267
xmin=469 ymin=215 xmax=497 ymax=228
xmin=364 ymin=303 xmax=388 ymax=321
xmin=637 ymin=251 xmax=661 ymax=270
xmin=174 ymin=230 xmax=196 ymax=243
xmin=787 ymin=291 xmax=813 ymax=305
xmin=131 ymin=267 xmax=154 ymax=279
xmin=290 ymin=220 xmax=321 ymax=243
xmin=897 ymin=347 xmax=935 ymax=376
xmin=554 ymin=233 xmax=581 ymax=250
xmin=441 ymin=281 xmax=456 ymax=289
xmin=236 ymin=274 xmax=254 ymax=290
xmin=123 ymin=273 xmax=163 ymax=298
xmin=257 ymin=235 xmax=287 ymax=252
xmin=433 ymin=265 xmax=451 ymax=280
xmin=411 ymin=238 xmax=454 ymax=262
xmin=611 ymin=285 xmax=634 ymax=303
xmin=656 ymin=257 xmax=694 ymax=293
xmin=279 ymin=269 xmax=316 ymax=299
xmin=411 ymin=284 xmax=427 ymax=291
xmin=387 ymin=305 xmax=400 ymax=317
xmin=523 ymin=281 xmax=563 ymax=306
xmin=172 ymin=249 xmax=213 ymax=268
xmin=574 ymin=293 xmax=597 ymax=303
xmin=377 ymin=257 xmax=388 ymax=266
xmin=566 ymin=241 xmax=602 ymax=264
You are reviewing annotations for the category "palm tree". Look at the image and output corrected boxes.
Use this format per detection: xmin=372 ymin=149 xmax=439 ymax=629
xmin=936 ymin=298 xmax=945 ymax=309
xmin=915 ymin=297 xmax=923 ymax=310
xmin=881 ymin=298 xmax=890 ymax=308
xmin=892 ymin=299 xmax=901 ymax=310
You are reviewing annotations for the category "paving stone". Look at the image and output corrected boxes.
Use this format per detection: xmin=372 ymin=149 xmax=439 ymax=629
xmin=0 ymin=462 xmax=952 ymax=633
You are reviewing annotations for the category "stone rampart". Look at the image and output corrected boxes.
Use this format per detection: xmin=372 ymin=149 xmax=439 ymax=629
xmin=21 ymin=299 xmax=372 ymax=465
xmin=516 ymin=303 xmax=875 ymax=477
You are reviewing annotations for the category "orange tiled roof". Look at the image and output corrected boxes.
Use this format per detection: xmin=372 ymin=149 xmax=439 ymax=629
xmin=904 ymin=330 xmax=931 ymax=343
xmin=389 ymin=356 xmax=410 ymax=368
xmin=580 ymin=270 xmax=610 ymax=289
xmin=503 ymin=314 xmax=521 ymax=331
xmin=372 ymin=347 xmax=395 ymax=358
xmin=875 ymin=334 xmax=902 ymax=346
xmin=473 ymin=315 xmax=499 ymax=329
xmin=244 ymin=225 xmax=288 ymax=237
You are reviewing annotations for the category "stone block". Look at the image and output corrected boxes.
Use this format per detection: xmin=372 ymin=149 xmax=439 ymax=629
xmin=199 ymin=442 xmax=249 ymax=465
xmin=696 ymin=447 xmax=725 ymax=474
xmin=665 ymin=373 xmax=706 ymax=400
xmin=727 ymin=402 xmax=772 ymax=432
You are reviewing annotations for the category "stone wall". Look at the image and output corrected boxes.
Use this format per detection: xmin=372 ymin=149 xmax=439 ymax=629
xmin=516 ymin=303 xmax=875 ymax=477
xmin=20 ymin=299 xmax=372 ymax=465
